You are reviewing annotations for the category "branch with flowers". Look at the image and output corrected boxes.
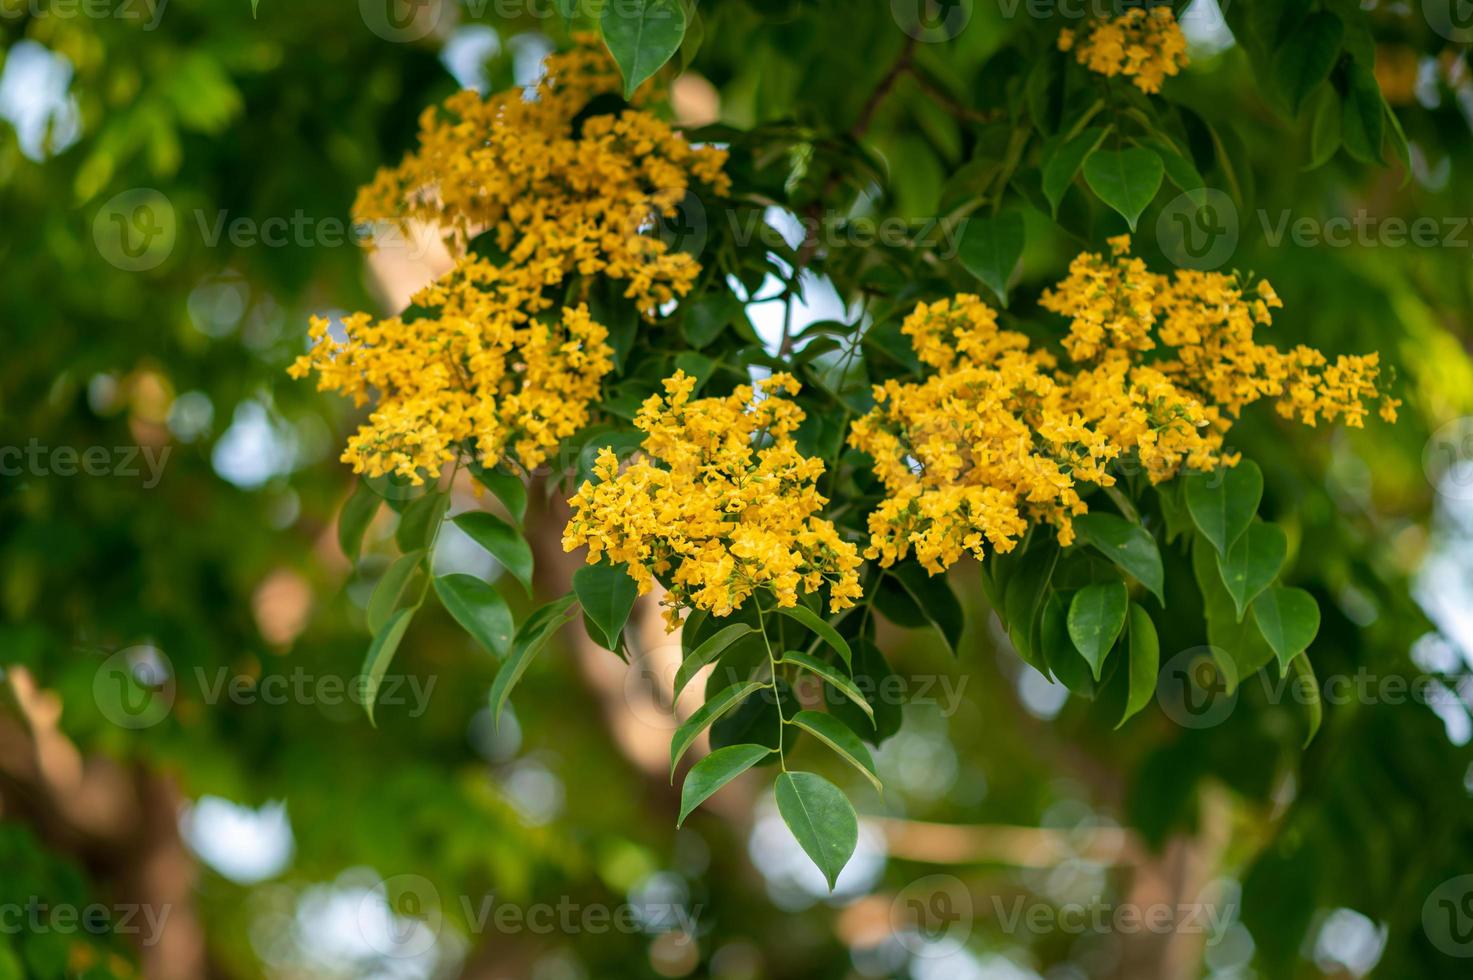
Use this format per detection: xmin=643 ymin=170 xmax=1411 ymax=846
xmin=291 ymin=8 xmax=1403 ymax=885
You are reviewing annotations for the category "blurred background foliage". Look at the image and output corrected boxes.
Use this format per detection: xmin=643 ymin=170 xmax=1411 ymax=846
xmin=2 ymin=0 xmax=1473 ymax=978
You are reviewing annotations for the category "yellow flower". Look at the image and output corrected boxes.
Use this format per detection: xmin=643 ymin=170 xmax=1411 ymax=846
xmin=1059 ymin=7 xmax=1189 ymax=94
xmin=851 ymin=238 xmax=1394 ymax=572
xmin=563 ymin=372 xmax=863 ymax=628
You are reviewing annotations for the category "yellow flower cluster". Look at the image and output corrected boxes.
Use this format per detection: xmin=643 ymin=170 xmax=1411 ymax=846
xmin=563 ymin=372 xmax=864 ymax=629
xmin=293 ymin=36 xmax=729 ymax=484
xmin=1058 ymin=7 xmax=1189 ymax=94
xmin=851 ymin=237 xmax=1396 ymax=573
xmin=289 ymin=263 xmax=613 ymax=482
xmin=353 ymin=33 xmax=730 ymax=315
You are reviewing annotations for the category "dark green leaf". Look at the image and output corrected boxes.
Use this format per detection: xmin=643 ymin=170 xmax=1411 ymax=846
xmin=674 ymin=623 xmax=754 ymax=700
xmin=454 ymin=511 xmax=534 ymax=593
xmin=677 ymin=744 xmax=772 ymax=826
xmin=1083 ymin=147 xmax=1164 ymax=231
xmin=1072 ymin=511 xmax=1165 ymax=603
xmin=367 ymin=549 xmax=425 ymax=636
xmin=885 ymin=563 xmax=963 ymax=654
xmin=1216 ymin=522 xmax=1287 ymax=620
xmin=572 ymin=562 xmax=639 ymax=651
xmin=434 ymin=573 xmax=513 ymax=658
xmin=396 ymin=490 xmax=448 ymax=551
xmin=774 ymin=771 xmax=858 ymax=890
xmin=1341 ymin=59 xmax=1386 ymax=165
xmin=338 ymin=481 xmax=380 ymax=562
xmin=788 ymin=710 xmax=881 ymax=792
xmin=1185 ymin=462 xmax=1263 ymax=557
xmin=1252 ymin=587 xmax=1320 ymax=670
xmin=775 ymin=605 xmax=851 ymax=668
xmin=670 ymin=680 xmax=768 ymax=779
xmin=1040 ymin=593 xmax=1095 ymax=697
xmin=1275 ymin=12 xmax=1344 ymax=115
xmin=1067 ymin=580 xmax=1128 ymax=680
xmin=1291 ymin=653 xmax=1322 ymax=746
xmin=1119 ymin=603 xmax=1159 ymax=727
xmin=469 ymin=465 xmax=527 ymax=526
xmin=1043 ymin=126 xmax=1108 ymax=216
xmin=489 ymin=594 xmax=577 ymax=728
xmin=782 ymin=651 xmax=872 ymax=721
xmin=957 ymin=212 xmax=1024 ymax=306
xmin=601 ymin=0 xmax=688 ymax=99
xmin=362 ymin=608 xmax=414 ymax=727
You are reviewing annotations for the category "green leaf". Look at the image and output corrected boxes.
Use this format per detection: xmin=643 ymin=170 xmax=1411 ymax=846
xmin=1119 ymin=603 xmax=1159 ymax=727
xmin=368 ymin=550 xmax=425 ymax=636
xmin=682 ymin=290 xmax=744 ymax=349
xmin=396 ymin=490 xmax=448 ymax=551
xmin=677 ymin=744 xmax=772 ymax=826
xmin=1275 ymin=12 xmax=1344 ymax=115
xmin=338 ymin=481 xmax=380 ymax=562
xmin=1083 ymin=147 xmax=1164 ymax=231
xmin=1185 ymin=462 xmax=1263 ymax=557
xmin=1144 ymin=138 xmax=1206 ymax=203
xmin=775 ymin=605 xmax=851 ymax=668
xmin=468 ymin=464 xmax=527 ymax=527
xmin=774 ymin=771 xmax=858 ymax=890
xmin=1305 ymin=85 xmax=1341 ymax=170
xmin=454 ymin=511 xmax=534 ymax=593
xmin=788 ymin=710 xmax=881 ymax=792
xmin=674 ymin=623 xmax=754 ymax=700
xmin=1341 ymin=59 xmax=1386 ymax=165
xmin=489 ymin=594 xmax=577 ymax=728
xmin=783 ymin=651 xmax=872 ymax=721
xmin=361 ymin=608 xmax=414 ymax=727
xmin=670 ymin=680 xmax=768 ymax=779
xmin=1252 ymin=587 xmax=1320 ymax=670
xmin=1043 ymin=126 xmax=1109 ymax=216
xmin=1040 ymin=593 xmax=1095 ymax=697
xmin=1001 ymin=542 xmax=1059 ymax=675
xmin=1067 ymin=581 xmax=1128 ymax=680
xmin=826 ymin=639 xmax=903 ymax=744
xmin=572 ymin=562 xmax=639 ymax=651
xmin=1216 ymin=522 xmax=1288 ymax=620
xmin=1291 ymin=654 xmax=1322 ymax=746
xmin=957 ymin=211 xmax=1024 ymax=306
xmin=1072 ymin=512 xmax=1165 ymax=604
xmin=434 ymin=573 xmax=513 ymax=658
xmin=885 ymin=563 xmax=964 ymax=654
xmin=601 ymin=0 xmax=688 ymax=99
